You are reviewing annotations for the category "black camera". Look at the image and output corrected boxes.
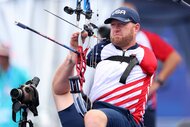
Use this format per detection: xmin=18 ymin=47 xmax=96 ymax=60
xmin=10 ymin=77 xmax=40 ymax=108
xmin=10 ymin=77 xmax=40 ymax=126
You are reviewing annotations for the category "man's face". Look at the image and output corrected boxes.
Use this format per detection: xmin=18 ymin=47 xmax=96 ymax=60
xmin=0 ymin=55 xmax=9 ymax=66
xmin=110 ymin=20 xmax=139 ymax=49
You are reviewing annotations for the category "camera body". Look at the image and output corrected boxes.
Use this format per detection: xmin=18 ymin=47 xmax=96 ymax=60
xmin=10 ymin=77 xmax=40 ymax=122
xmin=10 ymin=82 xmax=39 ymax=107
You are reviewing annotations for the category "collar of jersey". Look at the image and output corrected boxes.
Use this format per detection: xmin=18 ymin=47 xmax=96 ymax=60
xmin=113 ymin=43 xmax=139 ymax=51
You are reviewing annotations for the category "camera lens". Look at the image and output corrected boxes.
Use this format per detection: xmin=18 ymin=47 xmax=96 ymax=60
xmin=10 ymin=88 xmax=23 ymax=99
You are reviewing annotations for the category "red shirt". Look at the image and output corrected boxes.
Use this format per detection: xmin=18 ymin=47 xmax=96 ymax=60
xmin=137 ymin=30 xmax=174 ymax=109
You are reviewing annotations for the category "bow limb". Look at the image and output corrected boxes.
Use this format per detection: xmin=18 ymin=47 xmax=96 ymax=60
xmin=69 ymin=76 xmax=88 ymax=116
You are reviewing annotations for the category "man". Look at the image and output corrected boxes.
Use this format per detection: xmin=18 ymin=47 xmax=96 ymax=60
xmin=0 ymin=43 xmax=30 ymax=127
xmin=52 ymin=6 xmax=157 ymax=127
xmin=137 ymin=28 xmax=181 ymax=127
xmin=137 ymin=29 xmax=181 ymax=127
xmin=122 ymin=2 xmax=182 ymax=127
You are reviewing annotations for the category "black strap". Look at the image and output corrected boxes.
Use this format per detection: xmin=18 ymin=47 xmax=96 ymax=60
xmin=105 ymin=55 xmax=132 ymax=63
xmin=119 ymin=56 xmax=139 ymax=84
xmin=105 ymin=55 xmax=139 ymax=84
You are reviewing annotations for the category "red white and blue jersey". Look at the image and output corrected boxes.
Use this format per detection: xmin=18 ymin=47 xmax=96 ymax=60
xmin=137 ymin=30 xmax=174 ymax=109
xmin=86 ymin=40 xmax=157 ymax=123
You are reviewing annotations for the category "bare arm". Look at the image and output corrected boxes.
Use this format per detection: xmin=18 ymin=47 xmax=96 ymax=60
xmin=52 ymin=53 xmax=77 ymax=95
xmin=52 ymin=32 xmax=88 ymax=111
xmin=156 ymin=51 xmax=181 ymax=81
xmin=52 ymin=32 xmax=88 ymax=95
xmin=149 ymin=50 xmax=181 ymax=96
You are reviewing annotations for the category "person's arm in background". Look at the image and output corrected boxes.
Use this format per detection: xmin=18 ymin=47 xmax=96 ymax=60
xmin=150 ymin=51 xmax=181 ymax=97
xmin=143 ymin=30 xmax=182 ymax=97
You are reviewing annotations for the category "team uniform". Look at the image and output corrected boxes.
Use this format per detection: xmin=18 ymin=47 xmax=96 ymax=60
xmin=136 ymin=30 xmax=174 ymax=127
xmin=58 ymin=39 xmax=157 ymax=127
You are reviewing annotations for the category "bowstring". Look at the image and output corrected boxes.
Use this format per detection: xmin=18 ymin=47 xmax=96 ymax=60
xmin=76 ymin=0 xmax=99 ymax=110
xmin=83 ymin=0 xmax=93 ymax=109
xmin=85 ymin=0 xmax=100 ymax=110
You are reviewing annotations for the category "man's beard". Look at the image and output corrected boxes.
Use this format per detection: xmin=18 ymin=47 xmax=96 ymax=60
xmin=110 ymin=32 xmax=134 ymax=48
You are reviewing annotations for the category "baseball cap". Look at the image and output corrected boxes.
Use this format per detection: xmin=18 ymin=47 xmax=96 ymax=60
xmin=104 ymin=7 xmax=140 ymax=24
xmin=0 ymin=43 xmax=10 ymax=57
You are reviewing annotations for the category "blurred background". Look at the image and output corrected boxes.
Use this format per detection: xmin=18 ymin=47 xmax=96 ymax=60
xmin=0 ymin=0 xmax=189 ymax=127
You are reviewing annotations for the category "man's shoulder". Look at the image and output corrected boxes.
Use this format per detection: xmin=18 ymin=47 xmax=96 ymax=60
xmin=138 ymin=44 xmax=155 ymax=55
xmin=135 ymin=44 xmax=156 ymax=63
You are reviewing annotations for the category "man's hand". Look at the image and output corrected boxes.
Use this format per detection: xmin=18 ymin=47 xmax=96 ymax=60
xmin=70 ymin=32 xmax=88 ymax=50
xmin=148 ymin=81 xmax=160 ymax=99
xmin=69 ymin=32 xmax=88 ymax=64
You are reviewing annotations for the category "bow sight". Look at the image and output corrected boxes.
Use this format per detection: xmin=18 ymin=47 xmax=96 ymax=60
xmin=63 ymin=0 xmax=98 ymax=37
xmin=64 ymin=0 xmax=92 ymax=21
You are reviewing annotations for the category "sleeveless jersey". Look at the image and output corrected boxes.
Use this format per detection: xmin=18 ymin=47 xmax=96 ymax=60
xmin=86 ymin=40 xmax=157 ymax=123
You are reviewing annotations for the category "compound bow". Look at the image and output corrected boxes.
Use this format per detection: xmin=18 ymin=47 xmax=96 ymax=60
xmin=64 ymin=0 xmax=98 ymax=116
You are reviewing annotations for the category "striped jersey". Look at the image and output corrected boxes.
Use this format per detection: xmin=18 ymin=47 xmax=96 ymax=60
xmin=86 ymin=40 xmax=157 ymax=123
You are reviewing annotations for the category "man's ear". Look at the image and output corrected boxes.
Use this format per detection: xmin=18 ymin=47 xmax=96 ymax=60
xmin=134 ymin=23 xmax=140 ymax=33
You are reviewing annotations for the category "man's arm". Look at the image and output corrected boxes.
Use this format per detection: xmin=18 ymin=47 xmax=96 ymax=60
xmin=149 ymin=50 xmax=181 ymax=96
xmin=52 ymin=32 xmax=82 ymax=95
xmin=52 ymin=53 xmax=77 ymax=95
xmin=52 ymin=32 xmax=88 ymax=111
xmin=142 ymin=30 xmax=182 ymax=96
xmin=52 ymin=52 xmax=77 ymax=111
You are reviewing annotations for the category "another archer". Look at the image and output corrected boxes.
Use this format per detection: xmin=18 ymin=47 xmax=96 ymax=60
xmin=52 ymin=6 xmax=157 ymax=127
